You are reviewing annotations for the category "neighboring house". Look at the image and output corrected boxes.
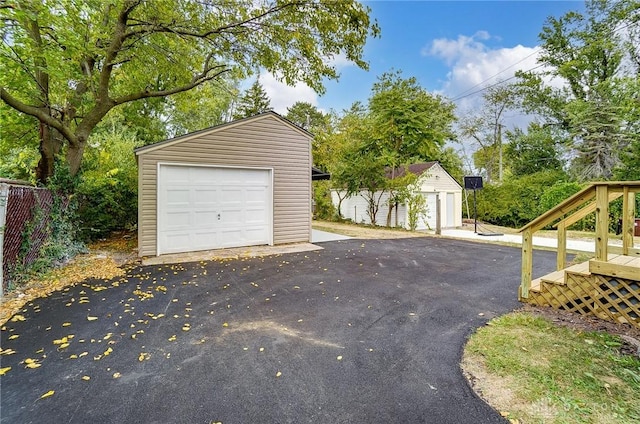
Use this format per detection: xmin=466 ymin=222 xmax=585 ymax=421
xmin=135 ymin=112 xmax=312 ymax=257
xmin=332 ymin=161 xmax=463 ymax=230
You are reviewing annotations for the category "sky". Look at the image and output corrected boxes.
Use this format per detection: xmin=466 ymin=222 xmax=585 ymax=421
xmin=259 ymin=0 xmax=586 ymax=120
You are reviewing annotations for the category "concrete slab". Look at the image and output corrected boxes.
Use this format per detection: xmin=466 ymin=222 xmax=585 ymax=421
xmin=142 ymin=242 xmax=323 ymax=266
xmin=440 ymin=228 xmax=597 ymax=253
xmin=312 ymin=229 xmax=352 ymax=242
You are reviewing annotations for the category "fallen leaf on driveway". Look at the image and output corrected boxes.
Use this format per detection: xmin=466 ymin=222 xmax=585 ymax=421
xmin=0 ymin=367 xmax=11 ymax=375
xmin=87 ymin=316 xmax=98 ymax=321
xmin=39 ymin=390 xmax=55 ymax=399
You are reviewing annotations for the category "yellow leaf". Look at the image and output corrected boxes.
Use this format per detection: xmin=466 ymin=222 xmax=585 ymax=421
xmin=26 ymin=362 xmax=41 ymax=369
xmin=58 ymin=343 xmax=70 ymax=350
xmin=10 ymin=314 xmax=26 ymax=322
xmin=168 ymin=335 xmax=177 ymax=342
xmin=112 ymin=372 xmax=121 ymax=378
xmin=78 ymin=351 xmax=88 ymax=358
xmin=62 ymin=322 xmax=72 ymax=327
xmin=337 ymin=356 xmax=343 ymax=361
xmin=0 ymin=367 xmax=11 ymax=375
xmin=275 ymin=371 xmax=282 ymax=377
xmin=87 ymin=316 xmax=98 ymax=321
xmin=53 ymin=337 xmax=68 ymax=345
xmin=81 ymin=375 xmax=90 ymax=381
xmin=0 ymin=348 xmax=16 ymax=355
xmin=222 ymin=322 xmax=229 ymax=327
xmin=24 ymin=358 xmax=35 ymax=364
xmin=39 ymin=390 xmax=55 ymax=399
xmin=8 ymin=335 xmax=19 ymax=340
xmin=103 ymin=347 xmax=113 ymax=356
xmin=69 ymin=354 xmax=78 ymax=359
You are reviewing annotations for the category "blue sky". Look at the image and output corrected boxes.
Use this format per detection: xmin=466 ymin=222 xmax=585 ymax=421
xmin=261 ymin=1 xmax=586 ymax=117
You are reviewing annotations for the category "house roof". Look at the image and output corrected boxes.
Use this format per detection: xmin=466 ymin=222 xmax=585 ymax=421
xmin=385 ymin=161 xmax=438 ymax=179
xmin=134 ymin=111 xmax=313 ymax=156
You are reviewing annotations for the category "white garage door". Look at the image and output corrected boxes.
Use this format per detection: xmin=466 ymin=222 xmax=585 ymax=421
xmin=158 ymin=165 xmax=272 ymax=255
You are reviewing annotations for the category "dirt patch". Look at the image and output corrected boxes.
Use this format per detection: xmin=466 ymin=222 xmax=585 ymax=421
xmin=0 ymin=231 xmax=138 ymax=325
xmin=313 ymin=220 xmax=428 ymax=239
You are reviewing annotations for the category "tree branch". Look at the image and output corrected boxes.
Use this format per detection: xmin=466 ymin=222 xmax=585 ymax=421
xmin=0 ymin=87 xmax=76 ymax=143
xmin=113 ymin=67 xmax=229 ymax=104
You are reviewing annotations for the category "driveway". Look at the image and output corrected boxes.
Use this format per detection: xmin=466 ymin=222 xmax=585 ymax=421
xmin=1 ymin=238 xmax=556 ymax=423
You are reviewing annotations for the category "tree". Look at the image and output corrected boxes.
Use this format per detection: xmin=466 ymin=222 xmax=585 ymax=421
xmin=458 ymin=83 xmax=517 ymax=183
xmin=366 ymin=70 xmax=456 ymax=226
xmin=0 ymin=0 xmax=379 ymax=182
xmin=233 ymin=80 xmax=272 ymax=119
xmin=516 ymin=0 xmax=638 ymax=180
xmin=285 ymin=101 xmax=329 ymax=132
xmin=505 ymin=123 xmax=566 ymax=177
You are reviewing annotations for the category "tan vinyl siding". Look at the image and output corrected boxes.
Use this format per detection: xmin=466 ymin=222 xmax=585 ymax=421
xmin=137 ymin=114 xmax=311 ymax=257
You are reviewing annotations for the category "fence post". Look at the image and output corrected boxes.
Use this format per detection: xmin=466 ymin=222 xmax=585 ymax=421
xmin=0 ymin=183 xmax=9 ymax=298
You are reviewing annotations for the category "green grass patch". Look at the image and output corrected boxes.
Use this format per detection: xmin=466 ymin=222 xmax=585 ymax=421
xmin=465 ymin=312 xmax=640 ymax=423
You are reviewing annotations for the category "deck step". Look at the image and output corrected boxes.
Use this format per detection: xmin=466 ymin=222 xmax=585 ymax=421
xmin=590 ymin=255 xmax=640 ymax=281
xmin=534 ymin=261 xmax=593 ymax=290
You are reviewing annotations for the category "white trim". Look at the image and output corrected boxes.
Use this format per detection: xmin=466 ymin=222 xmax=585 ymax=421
xmin=156 ymin=162 xmax=274 ymax=256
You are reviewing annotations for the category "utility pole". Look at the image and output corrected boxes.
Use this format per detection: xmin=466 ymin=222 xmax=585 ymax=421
xmin=498 ymin=123 xmax=503 ymax=183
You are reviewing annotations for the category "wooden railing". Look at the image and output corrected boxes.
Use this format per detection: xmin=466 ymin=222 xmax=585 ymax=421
xmin=518 ymin=181 xmax=640 ymax=299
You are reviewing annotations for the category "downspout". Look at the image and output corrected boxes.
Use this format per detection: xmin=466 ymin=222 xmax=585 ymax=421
xmin=0 ymin=183 xmax=9 ymax=297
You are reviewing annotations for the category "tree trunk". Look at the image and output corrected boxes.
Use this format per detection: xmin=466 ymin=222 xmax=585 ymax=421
xmin=66 ymin=139 xmax=87 ymax=177
xmin=35 ymin=121 xmax=63 ymax=184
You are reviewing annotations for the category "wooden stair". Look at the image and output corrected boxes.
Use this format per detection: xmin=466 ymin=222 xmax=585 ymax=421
xmin=526 ymin=254 xmax=640 ymax=328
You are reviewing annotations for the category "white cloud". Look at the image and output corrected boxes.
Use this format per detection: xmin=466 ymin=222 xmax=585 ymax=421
xmin=426 ymin=32 xmax=540 ymax=106
xmin=257 ymin=73 xmax=319 ymax=114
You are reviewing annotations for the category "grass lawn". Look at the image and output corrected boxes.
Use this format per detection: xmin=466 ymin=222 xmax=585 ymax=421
xmin=463 ymin=312 xmax=640 ymax=424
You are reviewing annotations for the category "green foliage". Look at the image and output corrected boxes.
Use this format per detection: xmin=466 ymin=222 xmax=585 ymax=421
xmin=11 ymin=164 xmax=85 ymax=287
xmin=233 ymin=80 xmax=272 ymax=119
xmin=406 ymin=191 xmax=428 ymax=231
xmin=515 ymin=0 xmax=638 ymax=180
xmin=1 ymin=0 xmax=378 ymax=180
xmin=505 ymin=123 xmax=566 ymax=177
xmin=476 ymin=171 xmax=568 ymax=228
xmin=312 ymin=180 xmax=335 ymax=221
xmin=539 ymin=181 xmax=583 ymax=212
xmin=76 ymin=124 xmax=141 ymax=240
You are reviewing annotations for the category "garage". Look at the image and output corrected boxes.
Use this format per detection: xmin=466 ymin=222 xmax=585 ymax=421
xmin=157 ymin=165 xmax=272 ymax=255
xmin=136 ymin=112 xmax=312 ymax=257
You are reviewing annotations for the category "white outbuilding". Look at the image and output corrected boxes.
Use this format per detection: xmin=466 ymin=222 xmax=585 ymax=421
xmin=332 ymin=161 xmax=463 ymax=230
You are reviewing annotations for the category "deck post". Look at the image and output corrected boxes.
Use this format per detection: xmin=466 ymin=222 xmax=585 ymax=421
xmin=622 ymin=187 xmax=636 ymax=255
xmin=595 ymin=185 xmax=609 ymax=262
xmin=520 ymin=228 xmax=533 ymax=299
xmin=557 ymin=222 xmax=566 ymax=271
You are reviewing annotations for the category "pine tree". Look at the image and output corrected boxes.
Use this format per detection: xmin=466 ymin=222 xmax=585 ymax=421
xmin=232 ymin=80 xmax=272 ymax=119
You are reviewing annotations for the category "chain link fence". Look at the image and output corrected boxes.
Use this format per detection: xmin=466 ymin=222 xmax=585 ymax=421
xmin=1 ymin=181 xmax=54 ymax=295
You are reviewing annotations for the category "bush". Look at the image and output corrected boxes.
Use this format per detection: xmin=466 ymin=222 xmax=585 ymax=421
xmin=76 ymin=128 xmax=140 ymax=240
xmin=476 ymin=171 xmax=569 ymax=228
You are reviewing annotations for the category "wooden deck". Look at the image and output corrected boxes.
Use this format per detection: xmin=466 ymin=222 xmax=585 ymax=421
xmin=527 ymin=254 xmax=640 ymax=328
xmin=519 ymin=182 xmax=640 ymax=328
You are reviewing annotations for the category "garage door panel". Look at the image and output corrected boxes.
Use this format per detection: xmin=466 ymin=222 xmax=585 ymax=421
xmin=158 ymin=165 xmax=271 ymax=255
xmin=193 ymin=211 xmax=217 ymax=226
xmin=166 ymin=189 xmax=190 ymax=206
xmin=165 ymin=211 xmax=191 ymax=227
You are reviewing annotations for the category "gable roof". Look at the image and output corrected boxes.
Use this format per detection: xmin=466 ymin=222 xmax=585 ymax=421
xmin=134 ymin=111 xmax=313 ymax=156
xmin=385 ymin=161 xmax=438 ymax=179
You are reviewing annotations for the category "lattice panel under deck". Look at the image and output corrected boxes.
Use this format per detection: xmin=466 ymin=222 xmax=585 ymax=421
xmin=526 ymin=273 xmax=640 ymax=329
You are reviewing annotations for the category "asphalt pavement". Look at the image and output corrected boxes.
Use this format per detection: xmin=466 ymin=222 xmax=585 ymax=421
xmin=1 ymin=237 xmax=557 ymax=423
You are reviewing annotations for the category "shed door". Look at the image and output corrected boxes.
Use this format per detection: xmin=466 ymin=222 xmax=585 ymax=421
xmin=446 ymin=193 xmax=455 ymax=227
xmin=158 ymin=165 xmax=271 ymax=255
